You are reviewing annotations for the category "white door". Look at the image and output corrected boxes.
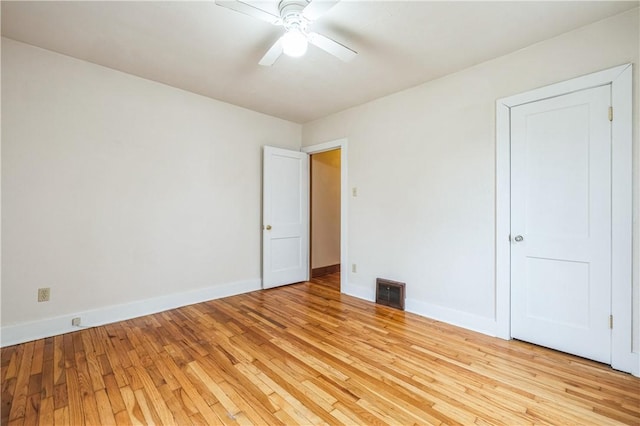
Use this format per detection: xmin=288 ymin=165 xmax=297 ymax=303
xmin=510 ymin=85 xmax=612 ymax=363
xmin=263 ymin=146 xmax=309 ymax=289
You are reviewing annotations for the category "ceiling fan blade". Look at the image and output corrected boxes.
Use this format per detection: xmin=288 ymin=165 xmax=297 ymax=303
xmin=302 ymin=0 xmax=339 ymax=21
xmin=215 ymin=0 xmax=281 ymax=25
xmin=308 ymin=32 xmax=357 ymax=62
xmin=259 ymin=38 xmax=284 ymax=66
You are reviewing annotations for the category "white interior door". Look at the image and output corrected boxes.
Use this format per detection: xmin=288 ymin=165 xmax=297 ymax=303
xmin=263 ymin=146 xmax=309 ymax=289
xmin=510 ymin=85 xmax=612 ymax=363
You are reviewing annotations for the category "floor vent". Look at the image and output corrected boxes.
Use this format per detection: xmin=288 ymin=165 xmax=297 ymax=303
xmin=376 ymin=278 xmax=406 ymax=310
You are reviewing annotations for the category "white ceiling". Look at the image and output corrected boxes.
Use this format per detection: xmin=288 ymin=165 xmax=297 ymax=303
xmin=2 ymin=1 xmax=637 ymax=123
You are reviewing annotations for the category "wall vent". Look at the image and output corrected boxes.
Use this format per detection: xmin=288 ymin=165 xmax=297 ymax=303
xmin=375 ymin=278 xmax=406 ymax=310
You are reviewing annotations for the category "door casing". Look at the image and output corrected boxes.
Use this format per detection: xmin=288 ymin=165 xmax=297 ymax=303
xmin=495 ymin=64 xmax=635 ymax=375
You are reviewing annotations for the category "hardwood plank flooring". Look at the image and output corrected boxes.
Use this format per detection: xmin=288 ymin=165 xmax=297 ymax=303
xmin=2 ymin=273 xmax=639 ymax=425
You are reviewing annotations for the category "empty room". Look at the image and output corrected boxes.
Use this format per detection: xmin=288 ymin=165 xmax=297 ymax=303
xmin=2 ymin=1 xmax=640 ymax=424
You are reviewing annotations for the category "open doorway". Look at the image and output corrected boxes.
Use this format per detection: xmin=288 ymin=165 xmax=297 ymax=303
xmin=310 ymin=149 xmax=341 ymax=290
xmin=302 ymin=139 xmax=348 ymax=293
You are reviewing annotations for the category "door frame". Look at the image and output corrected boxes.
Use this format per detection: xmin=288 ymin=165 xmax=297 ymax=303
xmin=495 ymin=64 xmax=635 ymax=374
xmin=302 ymin=139 xmax=348 ymax=291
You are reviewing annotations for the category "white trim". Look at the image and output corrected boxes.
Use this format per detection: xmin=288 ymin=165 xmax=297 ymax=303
xmin=610 ymin=65 xmax=635 ymax=374
xmin=496 ymin=64 xmax=636 ymax=375
xmin=340 ymin=281 xmax=498 ymax=337
xmin=499 ymin=64 xmax=630 ymax=107
xmin=302 ymin=139 xmax=349 ymax=294
xmin=1 ymin=278 xmax=261 ymax=347
xmin=342 ymin=281 xmax=374 ymax=302
xmin=495 ymin=102 xmax=512 ymax=340
xmin=302 ymin=139 xmax=345 ymax=155
xmin=406 ymin=298 xmax=498 ymax=337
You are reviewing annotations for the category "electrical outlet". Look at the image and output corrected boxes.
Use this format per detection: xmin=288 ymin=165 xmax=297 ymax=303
xmin=72 ymin=317 xmax=81 ymax=326
xmin=352 ymin=264 xmax=357 ymax=273
xmin=37 ymin=287 xmax=50 ymax=302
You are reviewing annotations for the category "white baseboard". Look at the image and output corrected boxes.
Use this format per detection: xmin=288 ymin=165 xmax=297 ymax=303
xmin=341 ymin=281 xmax=497 ymax=337
xmin=405 ymin=298 xmax=498 ymax=337
xmin=1 ymin=279 xmax=261 ymax=347
xmin=8 ymin=280 xmax=636 ymax=375
xmin=342 ymin=281 xmax=375 ymax=302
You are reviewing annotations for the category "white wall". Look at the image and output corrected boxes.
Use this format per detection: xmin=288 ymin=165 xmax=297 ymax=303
xmin=302 ymin=9 xmax=640 ymax=341
xmin=1 ymin=38 xmax=301 ymax=344
xmin=2 ymin=8 xmax=639 ymax=352
xmin=311 ymin=149 xmax=341 ymax=269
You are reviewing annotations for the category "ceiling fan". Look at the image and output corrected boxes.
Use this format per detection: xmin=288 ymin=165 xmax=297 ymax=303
xmin=215 ymin=0 xmax=357 ymax=66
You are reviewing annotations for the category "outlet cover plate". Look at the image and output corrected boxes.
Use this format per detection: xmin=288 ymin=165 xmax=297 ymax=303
xmin=37 ymin=288 xmax=50 ymax=302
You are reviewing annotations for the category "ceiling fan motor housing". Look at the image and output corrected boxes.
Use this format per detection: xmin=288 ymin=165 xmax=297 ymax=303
xmin=279 ymin=0 xmax=310 ymax=32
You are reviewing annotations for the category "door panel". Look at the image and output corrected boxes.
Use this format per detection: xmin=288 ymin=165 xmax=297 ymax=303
xmin=263 ymin=146 xmax=309 ymax=289
xmin=525 ymin=257 xmax=590 ymax=328
xmin=510 ymin=85 xmax=611 ymax=363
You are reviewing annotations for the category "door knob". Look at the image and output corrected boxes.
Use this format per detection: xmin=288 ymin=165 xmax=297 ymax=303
xmin=265 ymin=225 xmax=272 ymax=230
xmin=514 ymin=235 xmax=524 ymax=242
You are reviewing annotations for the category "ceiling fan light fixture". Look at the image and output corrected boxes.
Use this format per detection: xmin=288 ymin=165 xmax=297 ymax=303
xmin=281 ymin=28 xmax=308 ymax=57
xmin=215 ymin=0 xmax=357 ymax=66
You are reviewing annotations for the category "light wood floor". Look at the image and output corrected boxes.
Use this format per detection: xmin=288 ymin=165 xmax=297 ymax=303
xmin=2 ymin=273 xmax=639 ymax=425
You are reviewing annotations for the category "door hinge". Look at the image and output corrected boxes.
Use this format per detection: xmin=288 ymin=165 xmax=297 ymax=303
xmin=608 ymin=106 xmax=613 ymax=122
xmin=609 ymin=314 xmax=613 ymax=329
